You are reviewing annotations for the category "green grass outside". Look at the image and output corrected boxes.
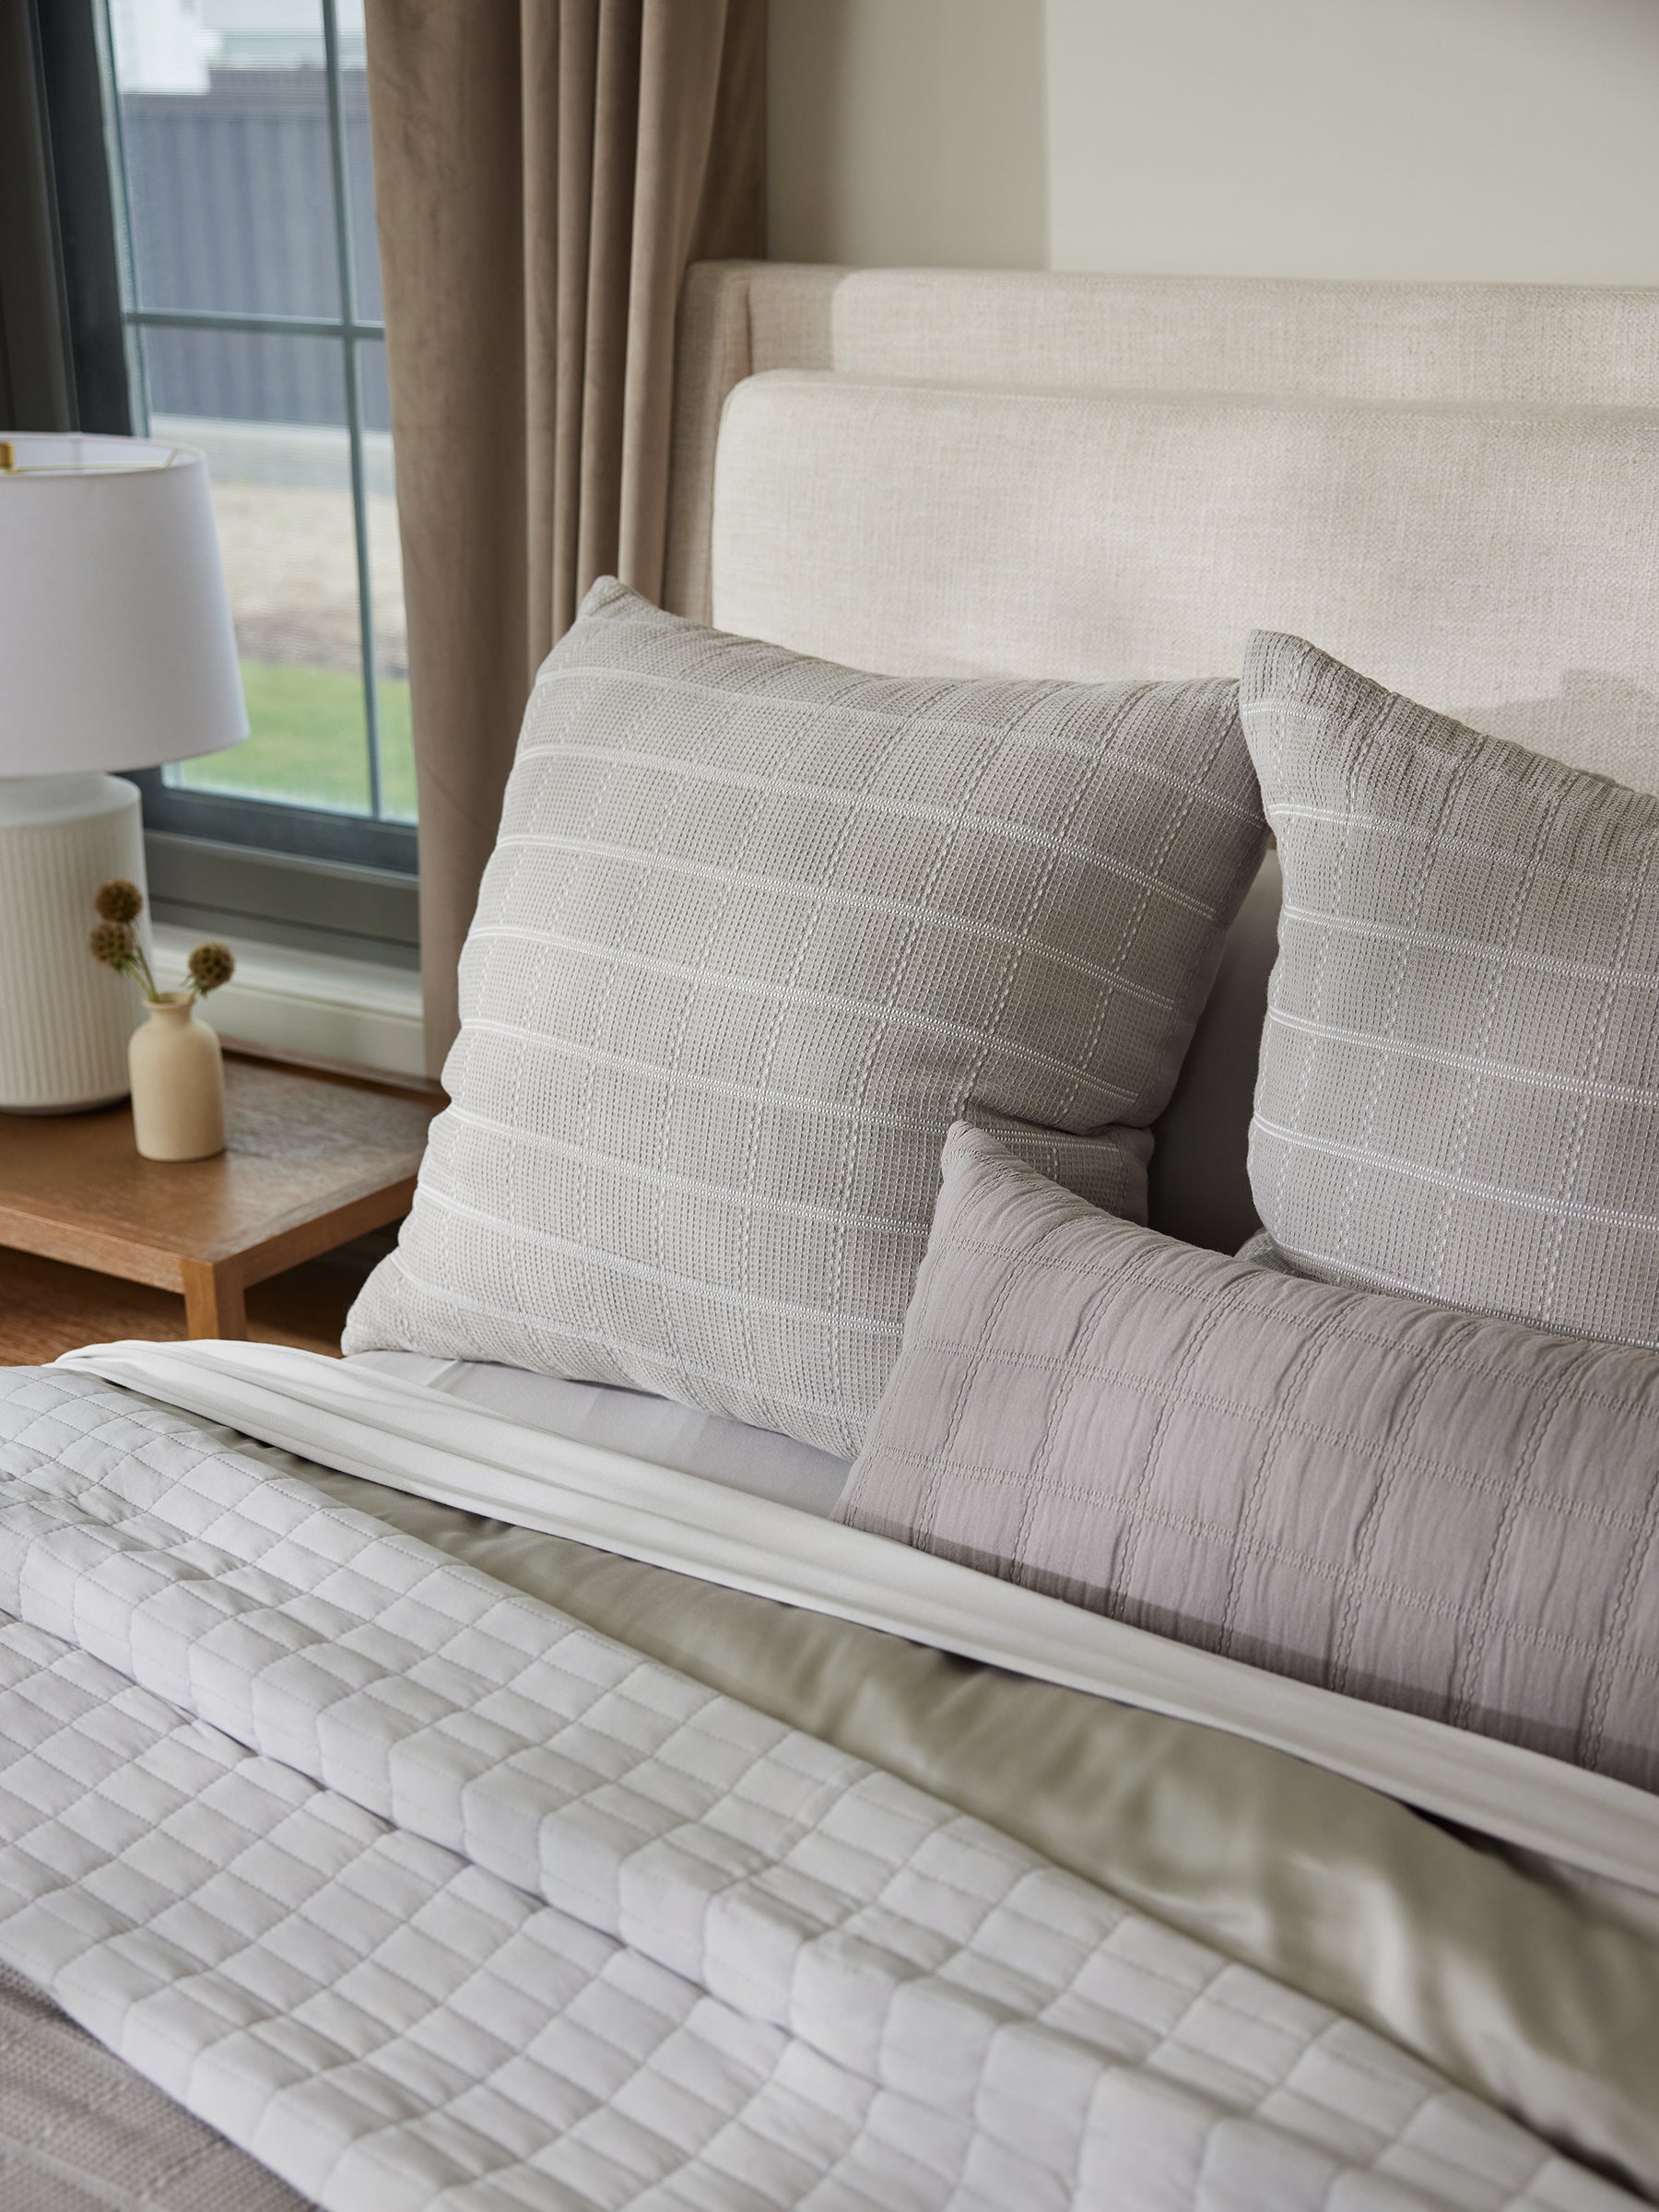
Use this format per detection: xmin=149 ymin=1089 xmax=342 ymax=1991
xmin=176 ymin=660 xmax=418 ymax=821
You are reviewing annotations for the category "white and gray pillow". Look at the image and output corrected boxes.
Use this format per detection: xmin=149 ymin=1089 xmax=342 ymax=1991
xmin=346 ymin=581 xmax=1265 ymax=1453
xmin=1244 ymin=632 xmax=1659 ymax=1349
xmin=839 ymin=1126 xmax=1659 ymax=1787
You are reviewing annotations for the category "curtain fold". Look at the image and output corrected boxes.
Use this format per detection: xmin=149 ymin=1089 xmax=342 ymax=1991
xmin=364 ymin=0 xmax=766 ymax=1070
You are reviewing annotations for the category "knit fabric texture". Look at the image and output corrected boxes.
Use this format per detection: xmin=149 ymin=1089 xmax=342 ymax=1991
xmin=347 ymin=582 xmax=1265 ymax=1453
xmin=1244 ymin=631 xmax=1659 ymax=1350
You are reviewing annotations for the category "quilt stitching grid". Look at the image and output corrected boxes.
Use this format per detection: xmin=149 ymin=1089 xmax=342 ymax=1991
xmin=0 ymin=1368 xmax=1632 ymax=2210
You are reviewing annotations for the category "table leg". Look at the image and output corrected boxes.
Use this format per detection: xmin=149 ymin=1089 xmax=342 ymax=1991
xmin=180 ymin=1259 xmax=247 ymax=1340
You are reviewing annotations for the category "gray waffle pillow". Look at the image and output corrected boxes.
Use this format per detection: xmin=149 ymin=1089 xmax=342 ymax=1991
xmin=346 ymin=581 xmax=1265 ymax=1453
xmin=1244 ymin=632 xmax=1659 ymax=1347
xmin=838 ymin=1126 xmax=1659 ymax=1788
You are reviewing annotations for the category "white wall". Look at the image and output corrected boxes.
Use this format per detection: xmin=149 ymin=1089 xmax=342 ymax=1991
xmin=1047 ymin=0 xmax=1659 ymax=285
xmin=768 ymin=0 xmax=1046 ymax=267
xmin=770 ymin=0 xmax=1659 ymax=286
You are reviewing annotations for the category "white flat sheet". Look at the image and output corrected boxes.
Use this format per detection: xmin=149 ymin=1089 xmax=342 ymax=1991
xmin=344 ymin=1349 xmax=851 ymax=1515
xmin=60 ymin=1337 xmax=1659 ymax=1900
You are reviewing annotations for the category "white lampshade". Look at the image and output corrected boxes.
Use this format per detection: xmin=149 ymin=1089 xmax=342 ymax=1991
xmin=0 ymin=431 xmax=247 ymax=1113
xmin=0 ymin=431 xmax=247 ymax=775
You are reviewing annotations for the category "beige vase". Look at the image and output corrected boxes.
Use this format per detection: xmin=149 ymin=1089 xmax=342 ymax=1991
xmin=128 ymin=993 xmax=226 ymax=1162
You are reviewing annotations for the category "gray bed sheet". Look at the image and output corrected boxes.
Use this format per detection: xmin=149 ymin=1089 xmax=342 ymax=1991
xmin=0 ymin=1960 xmax=305 ymax=2212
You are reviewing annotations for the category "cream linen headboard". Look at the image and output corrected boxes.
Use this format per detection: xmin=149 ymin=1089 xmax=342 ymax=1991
xmin=663 ymin=262 xmax=1659 ymax=1251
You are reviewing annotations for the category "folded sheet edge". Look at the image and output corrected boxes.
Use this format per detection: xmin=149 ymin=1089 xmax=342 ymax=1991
xmin=56 ymin=1336 xmax=1659 ymax=1898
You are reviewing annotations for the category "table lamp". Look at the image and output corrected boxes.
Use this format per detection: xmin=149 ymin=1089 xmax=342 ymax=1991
xmin=0 ymin=432 xmax=247 ymax=1112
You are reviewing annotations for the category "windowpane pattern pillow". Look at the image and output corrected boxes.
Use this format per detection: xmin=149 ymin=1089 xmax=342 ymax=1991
xmin=838 ymin=1127 xmax=1659 ymax=1787
xmin=346 ymin=582 xmax=1265 ymax=1454
xmin=1244 ymin=632 xmax=1659 ymax=1348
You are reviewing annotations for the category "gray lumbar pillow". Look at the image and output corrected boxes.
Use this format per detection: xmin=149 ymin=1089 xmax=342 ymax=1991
xmin=1243 ymin=630 xmax=1659 ymax=1347
xmin=346 ymin=581 xmax=1265 ymax=1454
xmin=839 ymin=1125 xmax=1659 ymax=1789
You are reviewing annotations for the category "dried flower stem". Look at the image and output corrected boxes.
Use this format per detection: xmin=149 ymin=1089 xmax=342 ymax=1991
xmin=127 ymin=934 xmax=162 ymax=1002
xmin=87 ymin=881 xmax=233 ymax=1002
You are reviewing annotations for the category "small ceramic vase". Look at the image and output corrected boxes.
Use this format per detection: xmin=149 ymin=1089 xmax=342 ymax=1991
xmin=128 ymin=992 xmax=225 ymax=1161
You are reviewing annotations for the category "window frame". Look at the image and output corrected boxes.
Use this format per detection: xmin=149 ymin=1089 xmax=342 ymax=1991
xmin=29 ymin=0 xmax=419 ymax=951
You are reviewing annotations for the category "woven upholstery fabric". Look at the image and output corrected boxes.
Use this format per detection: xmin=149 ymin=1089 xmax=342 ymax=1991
xmin=668 ymin=264 xmax=1659 ymax=628
xmin=1245 ymin=633 xmax=1659 ymax=1347
xmin=346 ymin=580 xmax=1264 ymax=1453
xmin=838 ymin=1127 xmax=1659 ymax=1788
xmin=711 ymin=376 xmax=1659 ymax=790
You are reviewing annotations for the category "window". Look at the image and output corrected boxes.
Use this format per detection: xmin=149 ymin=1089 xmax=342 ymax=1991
xmin=78 ymin=0 xmax=418 ymax=887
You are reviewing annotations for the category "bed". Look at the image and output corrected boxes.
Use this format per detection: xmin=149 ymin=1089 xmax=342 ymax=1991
xmin=3 ymin=263 xmax=1659 ymax=2210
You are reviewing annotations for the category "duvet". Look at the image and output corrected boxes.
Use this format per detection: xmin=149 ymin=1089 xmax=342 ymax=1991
xmin=0 ymin=1348 xmax=1655 ymax=2210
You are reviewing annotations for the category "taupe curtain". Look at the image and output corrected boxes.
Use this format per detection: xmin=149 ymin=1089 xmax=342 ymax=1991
xmin=364 ymin=0 xmax=766 ymax=1070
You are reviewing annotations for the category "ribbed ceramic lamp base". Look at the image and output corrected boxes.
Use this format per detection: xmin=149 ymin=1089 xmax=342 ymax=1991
xmin=0 ymin=775 xmax=148 ymax=1112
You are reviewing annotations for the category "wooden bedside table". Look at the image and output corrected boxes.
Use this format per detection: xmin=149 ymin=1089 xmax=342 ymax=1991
xmin=0 ymin=1049 xmax=438 ymax=1341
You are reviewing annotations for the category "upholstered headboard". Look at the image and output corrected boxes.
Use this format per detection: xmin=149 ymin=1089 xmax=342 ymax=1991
xmin=664 ymin=262 xmax=1659 ymax=1250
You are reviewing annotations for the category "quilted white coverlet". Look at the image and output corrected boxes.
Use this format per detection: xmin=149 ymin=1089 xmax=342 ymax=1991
xmin=0 ymin=1367 xmax=1640 ymax=2210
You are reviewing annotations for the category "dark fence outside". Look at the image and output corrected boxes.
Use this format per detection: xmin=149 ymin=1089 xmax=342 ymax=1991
xmin=122 ymin=67 xmax=389 ymax=430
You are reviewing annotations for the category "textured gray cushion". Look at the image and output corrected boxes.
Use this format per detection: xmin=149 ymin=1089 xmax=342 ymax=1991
xmin=838 ymin=1126 xmax=1659 ymax=1787
xmin=0 ymin=1956 xmax=307 ymax=2209
xmin=346 ymin=581 xmax=1265 ymax=1454
xmin=1244 ymin=631 xmax=1659 ymax=1349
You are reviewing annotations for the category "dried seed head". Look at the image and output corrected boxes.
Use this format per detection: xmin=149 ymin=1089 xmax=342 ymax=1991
xmin=94 ymin=879 xmax=143 ymax=924
xmin=187 ymin=940 xmax=235 ymax=994
xmin=88 ymin=921 xmax=135 ymax=968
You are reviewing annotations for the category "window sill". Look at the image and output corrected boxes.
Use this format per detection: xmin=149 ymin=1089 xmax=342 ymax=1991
xmin=152 ymin=924 xmax=425 ymax=1079
xmin=145 ymin=831 xmax=419 ymax=966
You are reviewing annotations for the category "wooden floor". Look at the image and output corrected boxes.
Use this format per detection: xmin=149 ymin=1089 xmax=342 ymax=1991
xmin=0 ymin=1227 xmax=399 ymax=1365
